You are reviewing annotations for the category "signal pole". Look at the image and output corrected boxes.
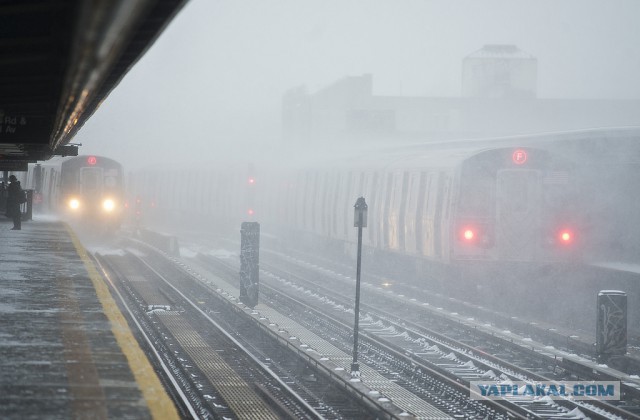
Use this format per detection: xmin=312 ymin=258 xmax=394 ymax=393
xmin=351 ymin=197 xmax=368 ymax=378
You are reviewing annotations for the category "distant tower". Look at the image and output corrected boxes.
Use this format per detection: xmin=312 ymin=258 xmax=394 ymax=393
xmin=462 ymin=45 xmax=537 ymax=99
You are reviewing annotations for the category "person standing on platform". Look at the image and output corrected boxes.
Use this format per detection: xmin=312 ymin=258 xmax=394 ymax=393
xmin=6 ymin=175 xmax=23 ymax=230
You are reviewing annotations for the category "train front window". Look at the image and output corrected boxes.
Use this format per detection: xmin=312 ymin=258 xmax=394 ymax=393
xmin=457 ymin=176 xmax=494 ymax=216
xmin=105 ymin=176 xmax=117 ymax=188
xmin=497 ymin=170 xmax=538 ymax=215
xmin=542 ymin=174 xmax=574 ymax=216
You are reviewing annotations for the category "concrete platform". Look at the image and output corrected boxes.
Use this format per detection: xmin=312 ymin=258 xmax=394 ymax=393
xmin=0 ymin=219 xmax=178 ymax=419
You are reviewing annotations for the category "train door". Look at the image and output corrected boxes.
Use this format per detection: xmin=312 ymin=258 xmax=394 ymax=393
xmin=495 ymin=169 xmax=541 ymax=260
xmin=80 ymin=167 xmax=103 ymax=205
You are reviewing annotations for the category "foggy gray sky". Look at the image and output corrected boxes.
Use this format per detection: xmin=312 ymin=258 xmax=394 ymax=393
xmin=76 ymin=0 xmax=640 ymax=170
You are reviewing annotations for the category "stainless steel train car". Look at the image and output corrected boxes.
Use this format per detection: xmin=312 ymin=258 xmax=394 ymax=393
xmin=130 ymin=143 xmax=581 ymax=268
xmin=262 ymin=145 xmax=581 ymax=265
xmin=30 ymin=155 xmax=125 ymax=228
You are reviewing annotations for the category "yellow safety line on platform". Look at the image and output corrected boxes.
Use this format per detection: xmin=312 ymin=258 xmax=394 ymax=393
xmin=65 ymin=225 xmax=179 ymax=420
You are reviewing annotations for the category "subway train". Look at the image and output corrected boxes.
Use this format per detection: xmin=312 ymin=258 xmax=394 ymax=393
xmin=28 ymin=155 xmax=125 ymax=229
xmin=130 ymin=143 xmax=582 ymax=271
xmin=266 ymin=145 xmax=580 ymax=265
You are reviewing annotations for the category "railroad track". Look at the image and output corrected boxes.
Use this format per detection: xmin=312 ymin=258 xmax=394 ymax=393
xmin=96 ymin=240 xmax=428 ymax=419
xmin=278 ymin=246 xmax=640 ymax=365
xmin=263 ymin=248 xmax=640 ymax=387
xmin=271 ymin=251 xmax=640 ymax=417
xmin=95 ymin=249 xmax=325 ymax=420
xmin=194 ymin=250 xmax=639 ymax=419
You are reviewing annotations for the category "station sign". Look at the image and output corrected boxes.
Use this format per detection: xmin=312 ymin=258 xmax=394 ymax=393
xmin=0 ymin=161 xmax=28 ymax=171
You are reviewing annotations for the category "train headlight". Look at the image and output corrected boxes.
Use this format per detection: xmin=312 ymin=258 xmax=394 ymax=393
xmin=69 ymin=198 xmax=80 ymax=210
xmin=102 ymin=199 xmax=116 ymax=212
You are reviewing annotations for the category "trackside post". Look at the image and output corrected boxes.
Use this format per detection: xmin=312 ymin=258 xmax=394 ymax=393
xmin=596 ymin=290 xmax=627 ymax=361
xmin=240 ymin=222 xmax=260 ymax=308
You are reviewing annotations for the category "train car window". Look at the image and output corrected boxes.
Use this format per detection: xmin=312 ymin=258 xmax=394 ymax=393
xmin=307 ymin=171 xmax=314 ymax=230
xmin=300 ymin=170 xmax=307 ymax=228
xmin=283 ymin=173 xmax=291 ymax=225
xmin=542 ymin=171 xmax=570 ymax=208
xmin=442 ymin=175 xmax=451 ymax=234
xmin=310 ymin=172 xmax=318 ymax=232
xmin=498 ymin=171 xmax=533 ymax=214
xmin=105 ymin=176 xmax=117 ymax=188
xmin=320 ymin=172 xmax=328 ymax=235
xmin=289 ymin=171 xmax=302 ymax=226
xmin=433 ymin=173 xmax=446 ymax=259
xmin=358 ymin=172 xmax=365 ymax=195
xmin=332 ymin=173 xmax=341 ymax=237
xmin=48 ymin=170 xmax=55 ymax=197
xmin=457 ymin=171 xmax=494 ymax=216
xmin=404 ymin=171 xmax=420 ymax=254
xmin=368 ymin=172 xmax=379 ymax=247
xmin=189 ymin=171 xmax=197 ymax=213
xmin=388 ymin=172 xmax=403 ymax=250
xmin=34 ymin=165 xmax=43 ymax=192
xmin=205 ymin=171 xmax=213 ymax=215
xmin=190 ymin=171 xmax=197 ymax=213
xmin=104 ymin=168 xmax=121 ymax=186
xmin=326 ymin=172 xmax=333 ymax=235
xmin=416 ymin=172 xmax=428 ymax=256
xmin=397 ymin=172 xmax=409 ymax=251
xmin=382 ymin=173 xmax=393 ymax=249
xmin=300 ymin=171 xmax=308 ymax=229
xmin=541 ymin=171 xmax=575 ymax=227
xmin=344 ymin=171 xmax=354 ymax=237
xmin=282 ymin=176 xmax=290 ymax=226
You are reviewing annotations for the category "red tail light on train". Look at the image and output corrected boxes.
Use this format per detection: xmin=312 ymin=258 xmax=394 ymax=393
xmin=558 ymin=228 xmax=574 ymax=244
xmin=463 ymin=228 xmax=475 ymax=241
xmin=458 ymin=224 xmax=493 ymax=247
xmin=544 ymin=226 xmax=576 ymax=246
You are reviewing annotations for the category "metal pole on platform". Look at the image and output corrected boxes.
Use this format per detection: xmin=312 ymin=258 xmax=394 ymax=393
xmin=351 ymin=197 xmax=368 ymax=378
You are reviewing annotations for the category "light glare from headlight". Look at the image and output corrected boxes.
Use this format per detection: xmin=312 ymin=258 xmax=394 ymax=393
xmin=69 ymin=199 xmax=80 ymax=210
xmin=103 ymin=199 xmax=115 ymax=212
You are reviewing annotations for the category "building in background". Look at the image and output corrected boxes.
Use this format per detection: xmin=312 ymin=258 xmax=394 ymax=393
xmin=283 ymin=45 xmax=640 ymax=146
xmin=462 ymin=44 xmax=537 ymax=99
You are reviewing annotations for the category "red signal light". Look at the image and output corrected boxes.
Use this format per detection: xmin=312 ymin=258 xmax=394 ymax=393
xmin=247 ymin=209 xmax=255 ymax=216
xmin=463 ymin=229 xmax=475 ymax=241
xmin=87 ymin=156 xmax=97 ymax=165
xmin=248 ymin=177 xmax=256 ymax=185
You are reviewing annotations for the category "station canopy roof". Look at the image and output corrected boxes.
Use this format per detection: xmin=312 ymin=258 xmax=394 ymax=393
xmin=0 ymin=0 xmax=187 ymax=171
